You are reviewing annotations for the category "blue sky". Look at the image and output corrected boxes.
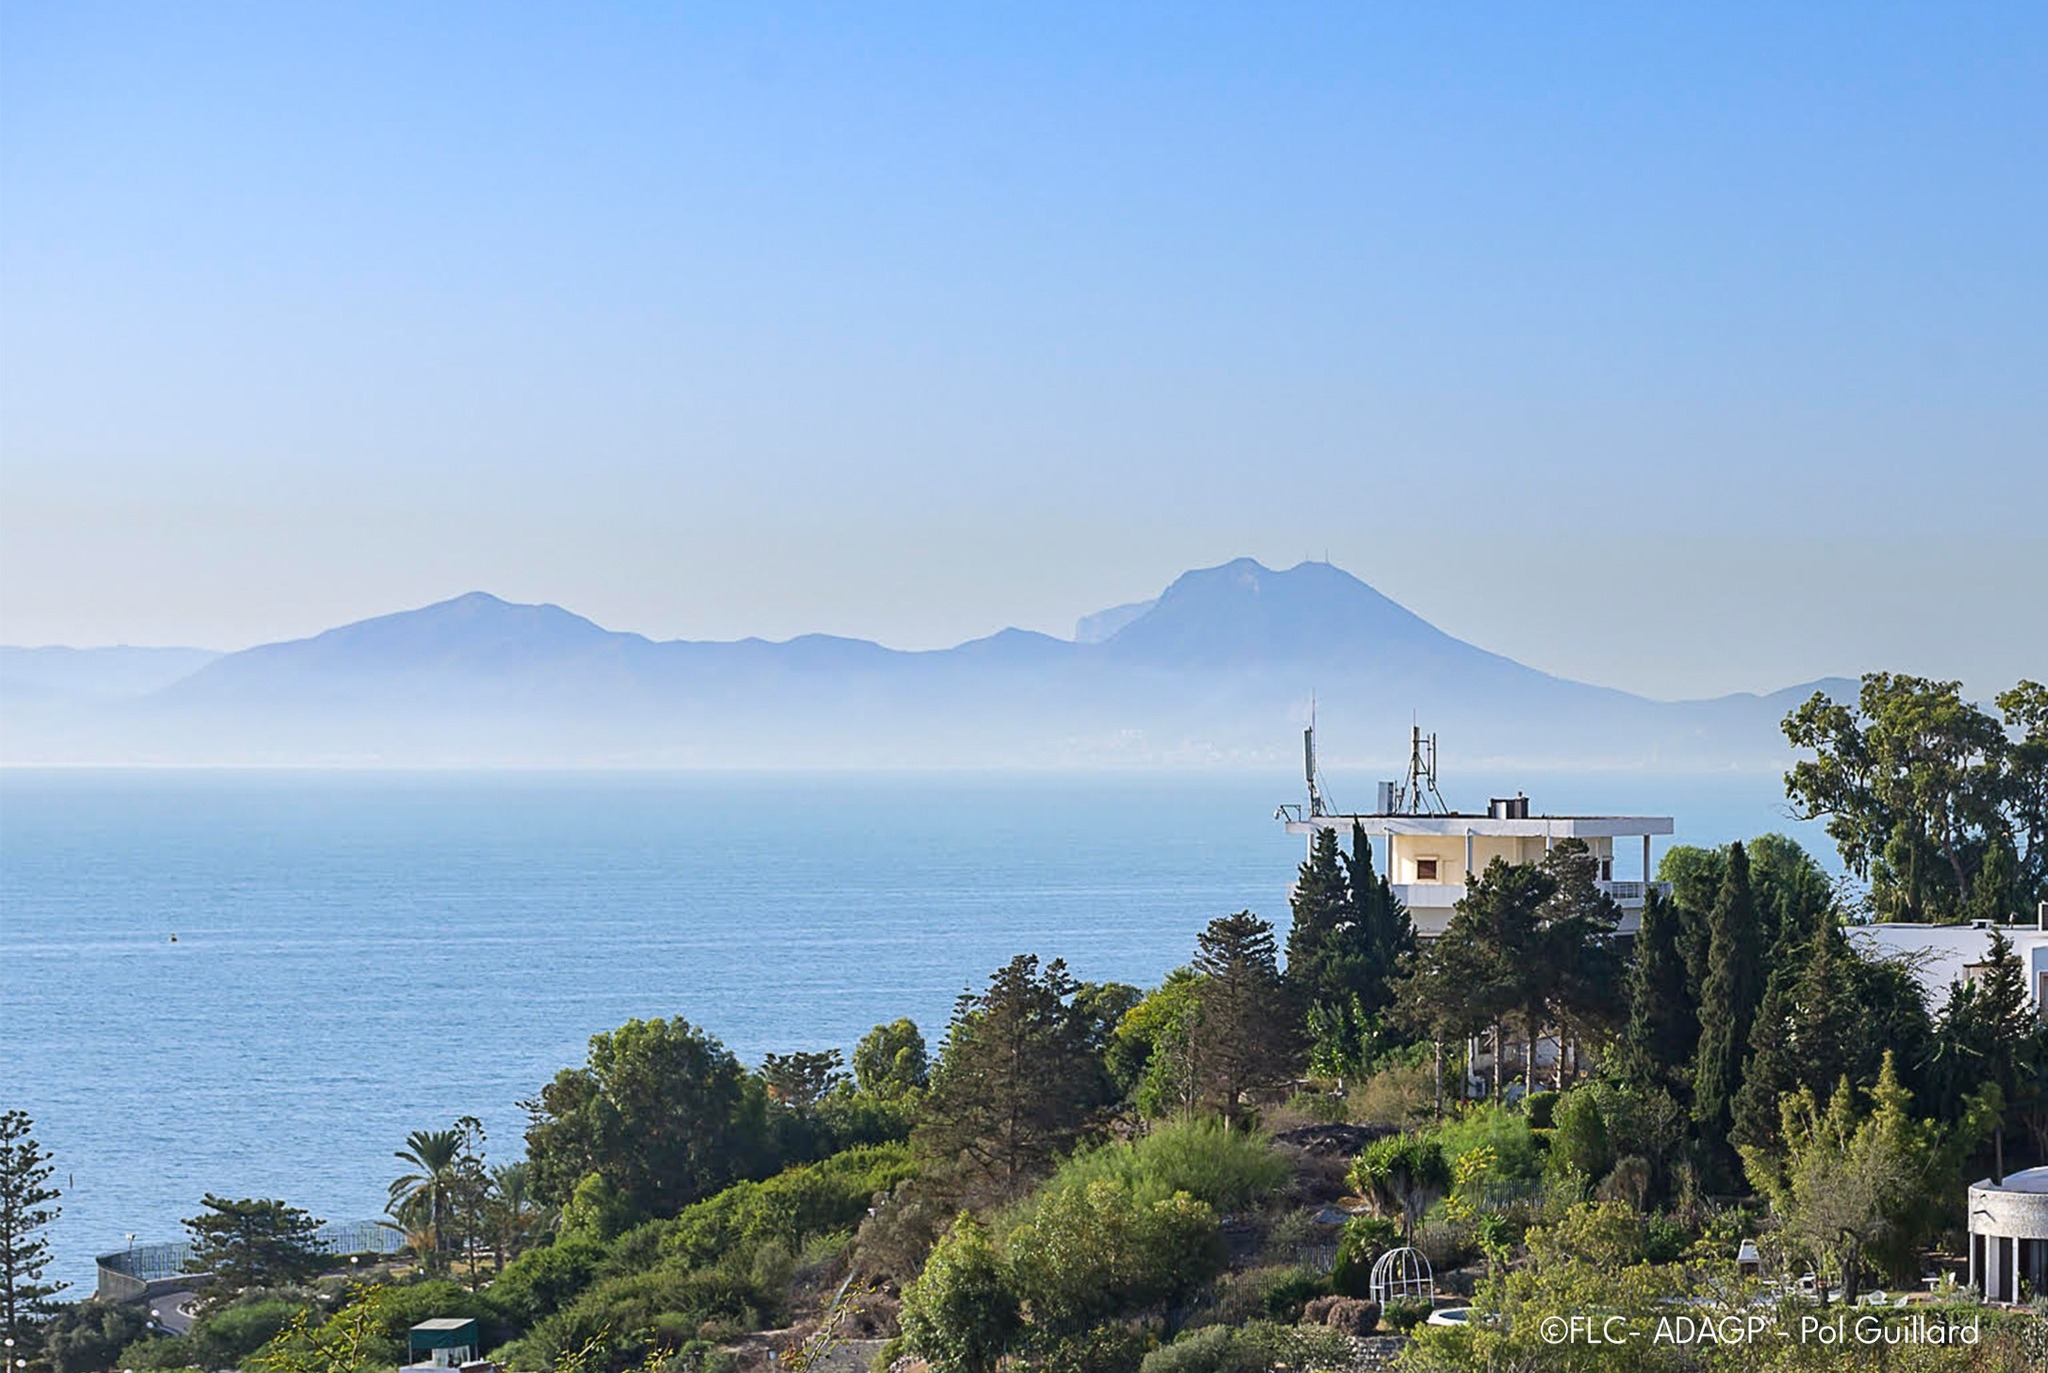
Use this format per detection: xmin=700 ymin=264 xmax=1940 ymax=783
xmin=3 ymin=3 xmax=2043 ymax=697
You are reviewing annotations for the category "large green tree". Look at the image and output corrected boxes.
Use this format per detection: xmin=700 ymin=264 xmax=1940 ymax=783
xmin=1929 ymin=928 xmax=2048 ymax=1182
xmin=1783 ymin=674 xmax=2022 ymax=922
xmin=1287 ymin=826 xmax=1413 ymax=1086
xmin=183 ymin=1196 xmax=327 ymax=1296
xmin=0 ymin=1112 xmax=64 ymax=1359
xmin=1744 ymin=1054 xmax=1991 ymax=1304
xmin=853 ymin=1019 xmax=930 ymax=1100
xmin=914 ymin=955 xmax=1112 ymax=1198
xmin=522 ymin=1016 xmax=764 ymax=1220
xmin=1690 ymin=841 xmax=1765 ymax=1170
xmin=1190 ymin=911 xmax=1296 ymax=1127
xmin=1394 ymin=858 xmax=1539 ymax=1100
xmin=2000 ymin=681 xmax=2048 ymax=906
xmin=1533 ymin=841 xmax=1626 ymax=1085
xmin=387 ymin=1120 xmax=485 ymax=1275
xmin=1614 ymin=889 xmax=1696 ymax=1096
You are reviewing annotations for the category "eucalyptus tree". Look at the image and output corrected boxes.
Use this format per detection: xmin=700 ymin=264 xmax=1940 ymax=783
xmin=1783 ymin=673 xmax=2018 ymax=922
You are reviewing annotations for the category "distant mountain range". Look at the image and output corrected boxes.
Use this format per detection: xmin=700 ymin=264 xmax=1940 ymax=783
xmin=0 ymin=559 xmax=1850 ymax=769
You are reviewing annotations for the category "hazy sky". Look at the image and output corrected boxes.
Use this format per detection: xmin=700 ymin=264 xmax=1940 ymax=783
xmin=4 ymin=4 xmax=2043 ymax=699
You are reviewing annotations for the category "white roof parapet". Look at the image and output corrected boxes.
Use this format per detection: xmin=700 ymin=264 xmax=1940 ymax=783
xmin=1285 ymin=814 xmax=1674 ymax=839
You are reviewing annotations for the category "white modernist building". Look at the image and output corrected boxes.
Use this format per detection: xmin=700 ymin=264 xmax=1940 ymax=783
xmin=1279 ymin=728 xmax=1673 ymax=937
xmin=1847 ymin=918 xmax=2048 ymax=1016
xmin=1968 ymin=1166 xmax=2048 ymax=1304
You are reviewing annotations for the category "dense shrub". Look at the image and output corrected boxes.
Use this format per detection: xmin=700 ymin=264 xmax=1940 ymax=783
xmin=1303 ymin=1294 xmax=1381 ymax=1335
xmin=1547 ymin=1088 xmax=1613 ymax=1183
xmin=903 ymin=1177 xmax=1228 ymax=1371
xmin=1052 ymin=1120 xmax=1289 ymax=1214
xmin=1521 ymin=1090 xmax=1559 ymax=1131
xmin=1140 ymin=1321 xmax=1356 ymax=1373
xmin=1383 ymin=1296 xmax=1434 ymax=1332
xmin=123 ymin=1297 xmax=309 ymax=1372
xmin=490 ymin=1237 xmax=608 ymax=1324
xmin=1426 ymin=1105 xmax=1540 ymax=1184
xmin=43 ymin=1302 xmax=151 ymax=1373
xmin=658 ymin=1143 xmax=916 ymax=1269
xmin=1348 ymin=1059 xmax=1437 ymax=1130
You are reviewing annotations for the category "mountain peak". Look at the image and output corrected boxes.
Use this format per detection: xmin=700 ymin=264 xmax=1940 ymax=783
xmin=1099 ymin=557 xmax=1459 ymax=666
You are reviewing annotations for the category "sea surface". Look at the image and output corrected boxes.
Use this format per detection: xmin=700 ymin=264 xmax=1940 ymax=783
xmin=0 ymin=768 xmax=1828 ymax=1290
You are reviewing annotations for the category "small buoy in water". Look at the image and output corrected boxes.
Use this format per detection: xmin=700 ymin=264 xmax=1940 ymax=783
xmin=169 ymin=933 xmax=178 ymax=943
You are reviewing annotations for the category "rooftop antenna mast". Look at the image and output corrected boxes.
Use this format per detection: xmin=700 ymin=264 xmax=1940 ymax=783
xmin=1304 ymin=695 xmax=1331 ymax=817
xmin=1397 ymin=719 xmax=1448 ymax=815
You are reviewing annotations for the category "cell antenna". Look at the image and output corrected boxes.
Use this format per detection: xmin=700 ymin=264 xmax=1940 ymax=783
xmin=1396 ymin=720 xmax=1448 ymax=815
xmin=1304 ymin=696 xmax=1330 ymax=817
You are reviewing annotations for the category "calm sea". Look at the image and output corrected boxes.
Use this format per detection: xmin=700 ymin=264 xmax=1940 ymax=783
xmin=0 ymin=768 xmax=1826 ymax=1289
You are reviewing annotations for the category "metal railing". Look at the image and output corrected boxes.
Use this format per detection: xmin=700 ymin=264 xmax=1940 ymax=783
xmin=1597 ymin=880 xmax=1674 ymax=901
xmin=97 ymin=1219 xmax=405 ymax=1301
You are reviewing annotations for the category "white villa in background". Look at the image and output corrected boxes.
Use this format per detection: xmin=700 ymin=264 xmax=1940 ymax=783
xmin=1849 ymin=917 xmax=2048 ymax=1015
xmin=1278 ymin=724 xmax=1673 ymax=937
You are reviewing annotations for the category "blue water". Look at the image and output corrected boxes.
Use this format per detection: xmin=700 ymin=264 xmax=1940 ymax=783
xmin=0 ymin=768 xmax=1826 ymax=1290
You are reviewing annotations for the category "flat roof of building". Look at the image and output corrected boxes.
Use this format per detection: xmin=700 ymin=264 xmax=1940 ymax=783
xmin=1974 ymin=1166 xmax=2048 ymax=1195
xmin=1286 ymin=814 xmax=1674 ymax=838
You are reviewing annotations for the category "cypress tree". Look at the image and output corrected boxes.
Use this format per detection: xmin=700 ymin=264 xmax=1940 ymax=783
xmin=1342 ymin=822 xmax=1413 ymax=1017
xmin=1692 ymin=841 xmax=1765 ymax=1167
xmin=1285 ymin=827 xmax=1355 ymax=1009
xmin=1618 ymin=889 xmax=1697 ymax=1094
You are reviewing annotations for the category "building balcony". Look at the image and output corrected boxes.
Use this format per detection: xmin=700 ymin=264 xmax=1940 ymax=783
xmin=1391 ymin=879 xmax=1671 ymax=910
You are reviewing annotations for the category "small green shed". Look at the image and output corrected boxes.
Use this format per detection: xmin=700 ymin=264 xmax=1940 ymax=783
xmin=407 ymin=1318 xmax=479 ymax=1368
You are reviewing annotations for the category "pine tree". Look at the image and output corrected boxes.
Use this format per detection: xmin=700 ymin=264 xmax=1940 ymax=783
xmin=914 ymin=955 xmax=1111 ymax=1198
xmin=0 ymin=1112 xmax=65 ymax=1357
xmin=1192 ymin=911 xmax=1296 ymax=1127
xmin=183 ymin=1195 xmax=327 ymax=1297
xmin=1285 ymin=827 xmax=1356 ymax=1010
xmin=1692 ymin=841 xmax=1766 ymax=1169
xmin=1618 ymin=889 xmax=1698 ymax=1094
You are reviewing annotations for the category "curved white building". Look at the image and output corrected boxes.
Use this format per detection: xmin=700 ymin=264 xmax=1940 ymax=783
xmin=1969 ymin=1166 xmax=2048 ymax=1303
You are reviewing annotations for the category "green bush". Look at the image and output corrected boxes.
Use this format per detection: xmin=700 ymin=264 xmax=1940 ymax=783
xmin=1383 ymin=1296 xmax=1434 ymax=1332
xmin=44 ymin=1301 xmax=153 ymax=1373
xmin=1426 ymin=1105 xmax=1540 ymax=1183
xmin=658 ymin=1143 xmax=916 ymax=1270
xmin=1547 ymin=1088 xmax=1613 ymax=1183
xmin=490 ymin=1237 xmax=608 ymax=1324
xmin=1141 ymin=1321 xmax=1356 ymax=1373
xmin=1052 ymin=1120 xmax=1290 ymax=1213
xmin=184 ymin=1299 xmax=304 ymax=1368
xmin=1521 ymin=1090 xmax=1559 ymax=1130
xmin=1257 ymin=1266 xmax=1328 ymax=1322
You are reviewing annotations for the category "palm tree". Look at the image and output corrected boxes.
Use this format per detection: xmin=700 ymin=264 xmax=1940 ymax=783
xmin=485 ymin=1161 xmax=542 ymax=1270
xmin=388 ymin=1128 xmax=462 ymax=1270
